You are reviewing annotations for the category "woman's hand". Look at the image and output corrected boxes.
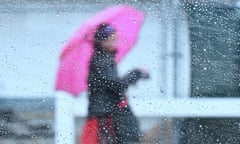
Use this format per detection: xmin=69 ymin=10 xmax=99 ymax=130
xmin=133 ymin=68 xmax=150 ymax=79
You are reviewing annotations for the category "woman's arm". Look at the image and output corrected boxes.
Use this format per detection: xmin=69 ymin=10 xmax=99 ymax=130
xmin=94 ymin=66 xmax=143 ymax=94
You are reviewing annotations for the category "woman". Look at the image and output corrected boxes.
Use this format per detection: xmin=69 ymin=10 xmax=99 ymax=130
xmin=80 ymin=23 xmax=149 ymax=144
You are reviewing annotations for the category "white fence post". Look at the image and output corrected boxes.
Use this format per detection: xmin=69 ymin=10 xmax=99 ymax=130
xmin=55 ymin=92 xmax=75 ymax=144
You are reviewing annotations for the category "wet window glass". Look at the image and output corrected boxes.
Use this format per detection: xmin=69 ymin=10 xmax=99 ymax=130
xmin=0 ymin=0 xmax=240 ymax=144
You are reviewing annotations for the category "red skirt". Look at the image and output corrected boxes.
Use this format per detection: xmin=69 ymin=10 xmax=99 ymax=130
xmin=79 ymin=117 xmax=115 ymax=144
xmin=80 ymin=118 xmax=100 ymax=144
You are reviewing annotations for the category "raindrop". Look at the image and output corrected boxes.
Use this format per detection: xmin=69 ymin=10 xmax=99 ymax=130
xmin=203 ymin=67 xmax=207 ymax=70
xmin=160 ymin=89 xmax=165 ymax=96
xmin=41 ymin=98 xmax=46 ymax=102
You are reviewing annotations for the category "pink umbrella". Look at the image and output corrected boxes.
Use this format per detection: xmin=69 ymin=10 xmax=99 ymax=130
xmin=55 ymin=5 xmax=145 ymax=96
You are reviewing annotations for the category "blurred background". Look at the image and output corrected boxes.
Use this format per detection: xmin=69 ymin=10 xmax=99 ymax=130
xmin=0 ymin=0 xmax=240 ymax=144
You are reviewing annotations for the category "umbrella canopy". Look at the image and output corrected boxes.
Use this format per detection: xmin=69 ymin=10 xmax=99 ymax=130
xmin=55 ymin=5 xmax=145 ymax=96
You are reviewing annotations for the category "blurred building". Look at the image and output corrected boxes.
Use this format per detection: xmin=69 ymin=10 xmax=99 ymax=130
xmin=178 ymin=1 xmax=240 ymax=144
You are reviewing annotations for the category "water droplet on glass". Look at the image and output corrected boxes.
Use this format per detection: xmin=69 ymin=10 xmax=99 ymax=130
xmin=160 ymin=89 xmax=165 ymax=96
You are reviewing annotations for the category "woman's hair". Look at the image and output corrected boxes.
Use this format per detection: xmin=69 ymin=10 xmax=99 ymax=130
xmin=94 ymin=23 xmax=116 ymax=44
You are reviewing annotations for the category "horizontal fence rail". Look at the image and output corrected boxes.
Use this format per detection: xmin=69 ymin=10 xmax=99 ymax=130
xmin=55 ymin=92 xmax=240 ymax=144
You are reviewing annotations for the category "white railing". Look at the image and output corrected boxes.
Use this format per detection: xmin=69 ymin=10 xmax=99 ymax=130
xmin=55 ymin=91 xmax=240 ymax=144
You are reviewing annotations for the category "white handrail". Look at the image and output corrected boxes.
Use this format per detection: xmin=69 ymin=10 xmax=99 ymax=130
xmin=55 ymin=91 xmax=240 ymax=144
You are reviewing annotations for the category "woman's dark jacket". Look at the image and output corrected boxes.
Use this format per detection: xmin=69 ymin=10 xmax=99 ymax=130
xmin=87 ymin=44 xmax=142 ymax=116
